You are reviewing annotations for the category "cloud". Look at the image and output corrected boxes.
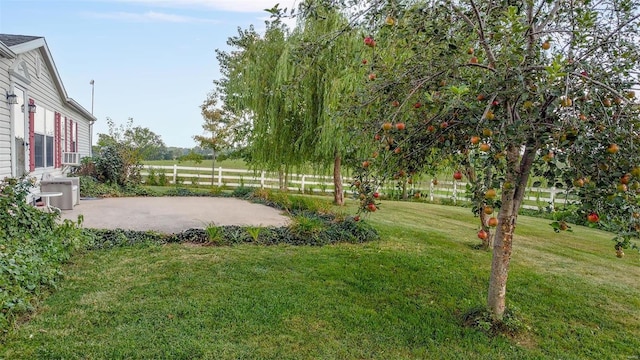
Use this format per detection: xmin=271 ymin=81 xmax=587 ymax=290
xmin=113 ymin=0 xmax=300 ymax=13
xmin=84 ymin=10 xmax=219 ymax=23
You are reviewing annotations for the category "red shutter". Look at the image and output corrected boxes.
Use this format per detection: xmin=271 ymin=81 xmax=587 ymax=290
xmin=54 ymin=112 xmax=61 ymax=168
xmin=28 ymin=99 xmax=35 ymax=172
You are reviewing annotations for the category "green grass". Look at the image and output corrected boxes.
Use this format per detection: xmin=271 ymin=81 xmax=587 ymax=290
xmin=1 ymin=201 xmax=639 ymax=359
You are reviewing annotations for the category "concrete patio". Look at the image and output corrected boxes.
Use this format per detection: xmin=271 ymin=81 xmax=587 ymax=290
xmin=61 ymin=197 xmax=290 ymax=233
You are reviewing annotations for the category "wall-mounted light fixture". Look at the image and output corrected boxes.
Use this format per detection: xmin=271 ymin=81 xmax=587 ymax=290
xmin=28 ymin=103 xmax=36 ymax=113
xmin=5 ymin=91 xmax=18 ymax=105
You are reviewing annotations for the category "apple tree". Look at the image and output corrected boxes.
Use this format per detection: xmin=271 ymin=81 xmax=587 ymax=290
xmin=348 ymin=0 xmax=640 ymax=320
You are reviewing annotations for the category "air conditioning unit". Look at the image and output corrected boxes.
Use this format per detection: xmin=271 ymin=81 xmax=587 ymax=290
xmin=62 ymin=152 xmax=80 ymax=166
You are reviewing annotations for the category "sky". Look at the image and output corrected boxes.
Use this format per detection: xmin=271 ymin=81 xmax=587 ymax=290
xmin=0 ymin=0 xmax=298 ymax=147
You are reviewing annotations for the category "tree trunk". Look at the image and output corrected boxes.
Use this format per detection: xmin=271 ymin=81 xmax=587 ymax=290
xmin=333 ymin=152 xmax=344 ymax=205
xmin=487 ymin=144 xmax=536 ymax=320
xmin=211 ymin=149 xmax=216 ymax=186
xmin=279 ymin=168 xmax=284 ymax=190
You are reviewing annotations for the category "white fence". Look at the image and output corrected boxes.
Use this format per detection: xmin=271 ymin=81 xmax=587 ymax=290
xmin=141 ymin=165 xmax=571 ymax=210
xmin=142 ymin=165 xmax=346 ymax=193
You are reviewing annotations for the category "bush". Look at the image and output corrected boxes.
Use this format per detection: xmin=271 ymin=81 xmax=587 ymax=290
xmin=78 ymin=176 xmax=158 ymax=198
xmin=79 ymin=176 xmax=121 ymax=198
xmin=93 ymin=144 xmax=143 ymax=187
xmin=71 ymin=156 xmax=98 ymax=178
xmin=158 ymin=172 xmax=168 ymax=186
xmin=0 ymin=176 xmax=89 ymax=333
xmin=146 ymin=167 xmax=158 ymax=186
xmin=232 ymin=186 xmax=253 ymax=198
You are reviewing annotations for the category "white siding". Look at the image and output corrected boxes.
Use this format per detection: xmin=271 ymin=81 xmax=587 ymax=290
xmin=1 ymin=48 xmax=93 ymax=180
xmin=0 ymin=57 xmax=12 ymax=178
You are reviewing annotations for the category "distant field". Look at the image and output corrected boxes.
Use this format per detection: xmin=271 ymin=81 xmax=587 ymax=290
xmin=143 ymin=159 xmax=249 ymax=170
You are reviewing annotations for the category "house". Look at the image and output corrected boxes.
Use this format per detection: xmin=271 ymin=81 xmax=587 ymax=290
xmin=0 ymin=34 xmax=96 ymax=189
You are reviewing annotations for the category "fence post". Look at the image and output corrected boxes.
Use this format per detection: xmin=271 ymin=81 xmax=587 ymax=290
xmin=173 ymin=164 xmax=177 ymax=184
xmin=430 ymin=182 xmax=434 ymax=201
xmin=452 ymin=181 xmax=457 ymax=204
xmin=550 ymin=186 xmax=556 ymax=211
xmin=301 ymin=175 xmax=306 ymax=193
xmin=260 ymin=171 xmax=265 ymax=188
xmin=218 ymin=167 xmax=222 ymax=187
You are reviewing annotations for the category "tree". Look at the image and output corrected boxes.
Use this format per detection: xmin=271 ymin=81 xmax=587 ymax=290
xmin=96 ymin=117 xmax=167 ymax=161
xmin=123 ymin=126 xmax=167 ymax=161
xmin=193 ymin=92 xmax=239 ymax=184
xmin=347 ymin=0 xmax=639 ymax=321
xmin=217 ymin=6 xmax=366 ymax=204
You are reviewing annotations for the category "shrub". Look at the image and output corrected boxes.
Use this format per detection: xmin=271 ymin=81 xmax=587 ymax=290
xmin=204 ymin=223 xmax=223 ymax=245
xmin=94 ymin=144 xmax=143 ymax=187
xmin=146 ymin=167 xmax=158 ymax=186
xmin=232 ymin=186 xmax=253 ymax=198
xmin=79 ymin=176 xmax=158 ymax=198
xmin=79 ymin=176 xmax=121 ymax=198
xmin=158 ymin=172 xmax=168 ymax=186
xmin=0 ymin=176 xmax=89 ymax=332
xmin=71 ymin=156 xmax=98 ymax=178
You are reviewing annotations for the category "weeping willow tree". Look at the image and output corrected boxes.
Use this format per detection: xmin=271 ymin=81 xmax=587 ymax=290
xmin=216 ymin=5 xmax=365 ymax=203
xmin=290 ymin=3 xmax=365 ymax=205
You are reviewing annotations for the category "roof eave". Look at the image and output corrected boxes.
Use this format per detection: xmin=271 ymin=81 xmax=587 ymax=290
xmin=0 ymin=42 xmax=16 ymax=58
xmin=10 ymin=38 xmax=96 ymax=122
xmin=68 ymin=98 xmax=97 ymax=123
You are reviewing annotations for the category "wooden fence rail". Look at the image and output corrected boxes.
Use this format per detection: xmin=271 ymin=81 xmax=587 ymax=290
xmin=141 ymin=165 xmax=573 ymax=210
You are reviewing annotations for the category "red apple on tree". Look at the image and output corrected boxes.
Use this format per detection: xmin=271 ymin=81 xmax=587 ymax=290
xmin=477 ymin=229 xmax=488 ymax=240
xmin=367 ymin=203 xmax=377 ymax=212
xmin=364 ymin=36 xmax=375 ymax=47
xmin=395 ymin=122 xmax=406 ymax=131
xmin=620 ymin=173 xmax=631 ymax=184
xmin=373 ymin=192 xmax=380 ymax=198
xmin=587 ymin=212 xmax=600 ymax=223
xmin=453 ymin=171 xmax=463 ymax=180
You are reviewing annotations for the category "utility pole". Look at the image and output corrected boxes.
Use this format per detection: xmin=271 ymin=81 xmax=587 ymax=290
xmin=89 ymin=79 xmax=95 ymax=156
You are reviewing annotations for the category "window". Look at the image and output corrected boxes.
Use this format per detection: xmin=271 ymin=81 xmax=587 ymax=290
xmin=33 ymin=106 xmax=55 ymax=168
xmin=70 ymin=121 xmax=77 ymax=152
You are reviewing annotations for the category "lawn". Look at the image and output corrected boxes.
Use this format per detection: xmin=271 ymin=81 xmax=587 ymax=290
xmin=1 ymin=200 xmax=638 ymax=359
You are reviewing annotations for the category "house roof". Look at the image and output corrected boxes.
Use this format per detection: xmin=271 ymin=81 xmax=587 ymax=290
xmin=0 ymin=34 xmax=42 ymax=47
xmin=0 ymin=33 xmax=96 ymax=123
